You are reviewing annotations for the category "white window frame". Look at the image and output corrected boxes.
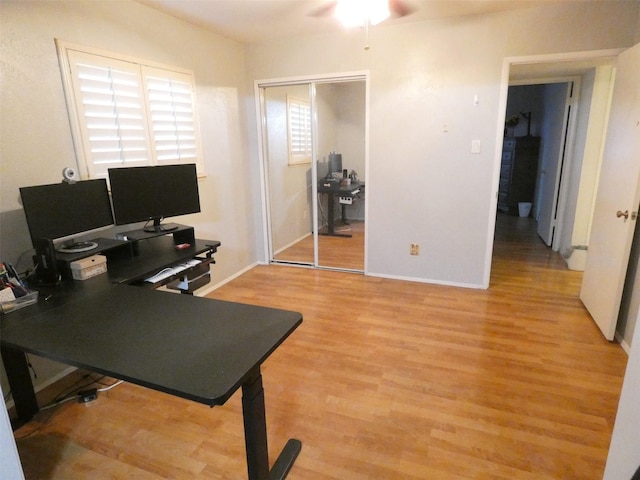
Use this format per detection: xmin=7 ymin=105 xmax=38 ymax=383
xmin=55 ymin=39 xmax=204 ymax=180
xmin=286 ymin=95 xmax=312 ymax=166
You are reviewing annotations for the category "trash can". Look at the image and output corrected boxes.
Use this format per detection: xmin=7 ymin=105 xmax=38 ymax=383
xmin=518 ymin=202 xmax=532 ymax=218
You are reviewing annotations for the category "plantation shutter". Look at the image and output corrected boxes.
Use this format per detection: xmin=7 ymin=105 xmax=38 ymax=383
xmin=66 ymin=50 xmax=152 ymax=178
xmin=143 ymin=67 xmax=199 ymax=165
xmin=58 ymin=41 xmax=203 ymax=179
xmin=287 ymin=96 xmax=312 ymax=165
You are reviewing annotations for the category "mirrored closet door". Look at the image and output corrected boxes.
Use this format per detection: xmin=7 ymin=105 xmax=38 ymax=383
xmin=314 ymin=81 xmax=366 ymax=270
xmin=258 ymin=75 xmax=366 ymax=272
xmin=262 ymin=84 xmax=315 ymax=266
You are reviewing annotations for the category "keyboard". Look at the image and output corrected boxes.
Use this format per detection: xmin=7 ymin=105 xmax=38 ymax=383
xmin=144 ymin=259 xmax=202 ymax=283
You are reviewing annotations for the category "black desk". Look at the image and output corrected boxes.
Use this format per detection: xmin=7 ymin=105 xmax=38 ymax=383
xmin=317 ymin=180 xmax=364 ymax=237
xmin=1 ymin=236 xmax=302 ymax=480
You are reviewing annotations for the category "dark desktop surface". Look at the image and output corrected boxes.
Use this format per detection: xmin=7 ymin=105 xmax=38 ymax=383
xmin=1 ymin=283 xmax=301 ymax=405
xmin=2 ymin=233 xmax=303 ymax=479
xmin=317 ymin=179 xmax=364 ymax=194
xmin=107 ymin=237 xmax=219 ymax=284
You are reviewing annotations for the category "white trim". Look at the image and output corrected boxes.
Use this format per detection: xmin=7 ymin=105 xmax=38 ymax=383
xmin=506 ymin=49 xmax=624 ymax=67
xmin=485 ymin=49 xmax=627 ymax=289
xmin=255 ymin=70 xmax=370 ymax=88
xmin=55 ymin=39 xmax=204 ymax=179
xmin=194 ymin=262 xmax=260 ymax=297
xmin=368 ymin=271 xmax=485 ymax=290
xmin=255 ymin=71 xmax=370 ymax=273
xmin=254 ymin=84 xmax=271 ymax=264
xmin=55 ymin=39 xmax=194 ymax=74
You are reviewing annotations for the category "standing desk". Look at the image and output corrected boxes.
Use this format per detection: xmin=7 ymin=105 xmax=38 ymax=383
xmin=317 ymin=180 xmax=364 ymax=237
xmin=1 ymin=234 xmax=302 ymax=480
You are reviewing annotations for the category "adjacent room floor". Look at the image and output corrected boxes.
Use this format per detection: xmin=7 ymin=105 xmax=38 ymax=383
xmin=13 ymin=214 xmax=628 ymax=479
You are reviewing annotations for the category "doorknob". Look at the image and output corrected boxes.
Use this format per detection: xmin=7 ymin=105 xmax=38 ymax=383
xmin=617 ymin=210 xmax=629 ymax=220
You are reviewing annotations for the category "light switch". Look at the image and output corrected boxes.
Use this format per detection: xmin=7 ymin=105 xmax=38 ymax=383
xmin=471 ymin=139 xmax=481 ymax=154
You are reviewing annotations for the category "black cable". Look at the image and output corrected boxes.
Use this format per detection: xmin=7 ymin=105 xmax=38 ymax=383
xmin=14 ymin=374 xmax=117 ymax=440
xmin=14 ymin=248 xmax=35 ymax=278
xmin=26 ymin=353 xmax=37 ymax=379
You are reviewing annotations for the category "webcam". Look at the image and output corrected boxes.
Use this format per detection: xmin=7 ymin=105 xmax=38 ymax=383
xmin=62 ymin=167 xmax=77 ymax=183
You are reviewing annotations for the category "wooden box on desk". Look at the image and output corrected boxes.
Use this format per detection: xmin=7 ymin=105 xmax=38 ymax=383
xmin=70 ymin=254 xmax=107 ymax=280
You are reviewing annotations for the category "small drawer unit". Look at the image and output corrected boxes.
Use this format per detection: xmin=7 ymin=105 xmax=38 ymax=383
xmin=497 ymin=136 xmax=540 ymax=215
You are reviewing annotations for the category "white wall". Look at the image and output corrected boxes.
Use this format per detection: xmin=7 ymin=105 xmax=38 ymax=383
xmin=245 ymin=2 xmax=639 ymax=288
xmin=604 ymin=308 xmax=640 ymax=479
xmin=0 ymin=0 xmax=254 ymax=401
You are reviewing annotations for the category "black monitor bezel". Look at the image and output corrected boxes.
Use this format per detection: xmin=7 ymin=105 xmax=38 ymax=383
xmin=108 ymin=164 xmax=201 ymax=231
xmin=19 ymin=179 xmax=115 ymax=247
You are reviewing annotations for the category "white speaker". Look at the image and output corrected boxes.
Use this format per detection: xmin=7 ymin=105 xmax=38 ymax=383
xmin=62 ymin=167 xmax=77 ymax=183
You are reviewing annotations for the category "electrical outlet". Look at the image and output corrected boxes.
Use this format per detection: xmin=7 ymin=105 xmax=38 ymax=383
xmin=410 ymin=243 xmax=420 ymax=256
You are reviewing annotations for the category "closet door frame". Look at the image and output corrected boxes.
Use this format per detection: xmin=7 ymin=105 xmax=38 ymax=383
xmin=254 ymin=71 xmax=369 ymax=271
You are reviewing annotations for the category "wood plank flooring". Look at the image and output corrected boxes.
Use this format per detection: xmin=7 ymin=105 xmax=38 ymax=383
xmin=13 ymin=214 xmax=628 ymax=479
xmin=273 ymin=220 xmax=365 ymax=271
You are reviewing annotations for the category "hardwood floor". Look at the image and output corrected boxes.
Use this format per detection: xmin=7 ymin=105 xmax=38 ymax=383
xmin=14 ymin=214 xmax=628 ymax=479
xmin=273 ymin=220 xmax=365 ymax=271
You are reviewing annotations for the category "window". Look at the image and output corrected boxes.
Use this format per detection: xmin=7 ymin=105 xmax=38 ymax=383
xmin=56 ymin=40 xmax=203 ymax=179
xmin=286 ymin=95 xmax=312 ymax=166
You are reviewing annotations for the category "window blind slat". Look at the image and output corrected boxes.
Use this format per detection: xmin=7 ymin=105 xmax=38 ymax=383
xmin=144 ymin=73 xmax=198 ymax=165
xmin=61 ymin=45 xmax=203 ymax=178
xmin=287 ymin=96 xmax=311 ymax=164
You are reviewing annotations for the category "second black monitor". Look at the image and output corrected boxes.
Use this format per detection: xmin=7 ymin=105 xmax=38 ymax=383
xmin=108 ymin=164 xmax=201 ymax=233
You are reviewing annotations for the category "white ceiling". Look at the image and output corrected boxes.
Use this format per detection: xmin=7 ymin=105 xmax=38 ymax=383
xmin=135 ymin=0 xmax=621 ymax=78
xmin=136 ymin=0 xmax=564 ymax=44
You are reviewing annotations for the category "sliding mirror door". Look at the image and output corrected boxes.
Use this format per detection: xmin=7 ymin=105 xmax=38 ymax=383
xmin=259 ymin=75 xmax=366 ymax=272
xmin=315 ymin=81 xmax=366 ymax=271
xmin=263 ymin=84 xmax=314 ymax=265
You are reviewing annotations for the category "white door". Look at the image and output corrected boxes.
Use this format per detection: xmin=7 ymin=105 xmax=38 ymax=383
xmin=580 ymin=43 xmax=640 ymax=341
xmin=536 ymin=82 xmax=572 ymax=246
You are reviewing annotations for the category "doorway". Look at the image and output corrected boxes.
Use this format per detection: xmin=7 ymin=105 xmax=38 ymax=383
xmin=490 ymin=49 xmax=640 ymax=343
xmin=501 ymin=80 xmax=575 ymax=249
xmin=256 ymin=73 xmax=368 ymax=272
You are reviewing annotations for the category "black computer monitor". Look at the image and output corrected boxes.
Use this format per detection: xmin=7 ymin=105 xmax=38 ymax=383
xmin=108 ymin=164 xmax=201 ymax=233
xmin=329 ymin=153 xmax=342 ymax=174
xmin=19 ymin=179 xmax=115 ymax=253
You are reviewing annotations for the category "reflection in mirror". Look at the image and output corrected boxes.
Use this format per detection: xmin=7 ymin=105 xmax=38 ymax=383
xmin=264 ymin=84 xmax=314 ymax=265
xmin=261 ymin=78 xmax=366 ymax=272
xmin=315 ymin=81 xmax=366 ymax=271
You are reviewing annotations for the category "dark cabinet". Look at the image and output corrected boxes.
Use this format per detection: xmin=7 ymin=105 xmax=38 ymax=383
xmin=498 ymin=136 xmax=540 ymax=215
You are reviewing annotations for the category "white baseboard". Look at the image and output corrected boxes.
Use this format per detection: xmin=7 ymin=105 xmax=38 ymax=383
xmin=616 ymin=333 xmax=631 ymax=355
xmin=367 ymin=271 xmax=485 ymax=290
xmin=196 ymin=262 xmax=260 ymax=297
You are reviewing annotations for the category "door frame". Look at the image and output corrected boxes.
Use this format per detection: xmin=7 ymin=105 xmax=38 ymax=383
xmin=484 ymin=48 xmax=624 ymax=287
xmin=254 ymin=71 xmax=370 ymax=271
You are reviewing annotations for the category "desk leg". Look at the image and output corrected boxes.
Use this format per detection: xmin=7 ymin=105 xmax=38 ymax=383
xmin=319 ymin=193 xmax=352 ymax=238
xmin=1 ymin=346 xmax=39 ymax=428
xmin=241 ymin=368 xmax=301 ymax=480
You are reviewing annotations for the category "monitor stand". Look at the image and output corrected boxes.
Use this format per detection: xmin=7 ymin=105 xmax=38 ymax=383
xmin=143 ymin=218 xmax=179 ymax=234
xmin=143 ymin=223 xmax=179 ymax=234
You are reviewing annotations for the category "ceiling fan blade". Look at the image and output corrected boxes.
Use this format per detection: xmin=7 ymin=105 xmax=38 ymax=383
xmin=309 ymin=0 xmax=416 ymax=20
xmin=309 ymin=1 xmax=337 ymax=17
xmin=390 ymin=0 xmax=415 ymax=18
